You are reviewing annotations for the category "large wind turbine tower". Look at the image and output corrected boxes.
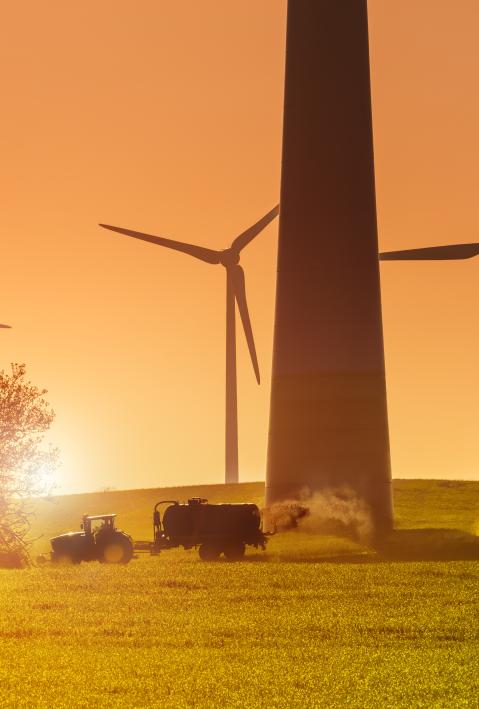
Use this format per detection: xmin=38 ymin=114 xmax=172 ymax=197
xmin=266 ymin=1 xmax=393 ymax=530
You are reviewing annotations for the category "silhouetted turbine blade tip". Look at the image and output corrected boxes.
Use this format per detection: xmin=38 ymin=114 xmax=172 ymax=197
xmin=99 ymin=223 xmax=221 ymax=264
xmin=231 ymin=205 xmax=280 ymax=253
xmin=379 ymin=243 xmax=479 ymax=261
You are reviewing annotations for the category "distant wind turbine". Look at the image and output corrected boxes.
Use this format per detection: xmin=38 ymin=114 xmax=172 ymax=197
xmin=100 ymin=205 xmax=279 ymax=484
xmin=379 ymin=243 xmax=479 ymax=261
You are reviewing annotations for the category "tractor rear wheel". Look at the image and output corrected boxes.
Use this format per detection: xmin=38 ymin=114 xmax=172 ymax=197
xmin=198 ymin=543 xmax=221 ymax=561
xmin=224 ymin=541 xmax=246 ymax=561
xmin=99 ymin=536 xmax=133 ymax=564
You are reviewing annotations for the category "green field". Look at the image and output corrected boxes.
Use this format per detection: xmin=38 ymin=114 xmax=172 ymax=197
xmin=1 ymin=480 xmax=478 ymax=708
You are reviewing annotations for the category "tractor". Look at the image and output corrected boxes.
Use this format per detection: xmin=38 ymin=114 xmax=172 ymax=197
xmin=50 ymin=513 xmax=134 ymax=564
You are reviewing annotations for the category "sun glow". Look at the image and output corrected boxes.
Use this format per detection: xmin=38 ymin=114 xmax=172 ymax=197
xmin=34 ymin=463 xmax=56 ymax=495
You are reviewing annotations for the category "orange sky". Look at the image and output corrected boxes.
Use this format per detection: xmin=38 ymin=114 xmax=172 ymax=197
xmin=1 ymin=1 xmax=478 ymax=494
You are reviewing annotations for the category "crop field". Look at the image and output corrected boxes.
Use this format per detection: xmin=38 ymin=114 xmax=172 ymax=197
xmin=0 ymin=480 xmax=478 ymax=708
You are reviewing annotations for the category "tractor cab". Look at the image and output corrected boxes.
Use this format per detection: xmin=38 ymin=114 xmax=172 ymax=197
xmin=81 ymin=514 xmax=116 ymax=537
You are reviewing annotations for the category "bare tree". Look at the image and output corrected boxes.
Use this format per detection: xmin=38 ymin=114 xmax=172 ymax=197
xmin=0 ymin=363 xmax=58 ymax=565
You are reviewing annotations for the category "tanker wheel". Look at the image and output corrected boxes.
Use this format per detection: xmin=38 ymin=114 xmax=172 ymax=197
xmin=99 ymin=538 xmax=133 ymax=564
xmin=224 ymin=541 xmax=246 ymax=561
xmin=198 ymin=543 xmax=221 ymax=561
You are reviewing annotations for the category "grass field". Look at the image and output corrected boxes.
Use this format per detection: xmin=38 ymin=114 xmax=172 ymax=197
xmin=0 ymin=480 xmax=478 ymax=707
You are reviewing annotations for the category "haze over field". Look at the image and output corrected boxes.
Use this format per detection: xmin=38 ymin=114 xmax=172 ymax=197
xmin=1 ymin=1 xmax=478 ymax=493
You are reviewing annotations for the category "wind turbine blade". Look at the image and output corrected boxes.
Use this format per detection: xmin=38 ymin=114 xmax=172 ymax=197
xmin=0 ymin=324 xmax=11 ymax=328
xmin=99 ymin=224 xmax=221 ymax=264
xmin=231 ymin=205 xmax=280 ymax=253
xmin=230 ymin=265 xmax=260 ymax=384
xmin=379 ymin=243 xmax=479 ymax=261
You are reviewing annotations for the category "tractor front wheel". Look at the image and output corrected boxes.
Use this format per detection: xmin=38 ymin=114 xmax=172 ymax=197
xmin=51 ymin=552 xmax=80 ymax=565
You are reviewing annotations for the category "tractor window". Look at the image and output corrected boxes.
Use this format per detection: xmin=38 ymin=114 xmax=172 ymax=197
xmin=92 ymin=519 xmax=112 ymax=533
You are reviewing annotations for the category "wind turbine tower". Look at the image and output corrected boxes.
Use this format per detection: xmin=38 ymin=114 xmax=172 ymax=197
xmin=266 ymin=1 xmax=393 ymax=530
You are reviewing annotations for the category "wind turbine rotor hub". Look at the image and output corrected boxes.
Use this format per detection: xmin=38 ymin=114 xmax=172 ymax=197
xmin=219 ymin=249 xmax=240 ymax=267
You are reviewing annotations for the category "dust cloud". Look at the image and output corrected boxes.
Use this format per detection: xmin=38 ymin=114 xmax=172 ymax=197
xmin=263 ymin=486 xmax=374 ymax=544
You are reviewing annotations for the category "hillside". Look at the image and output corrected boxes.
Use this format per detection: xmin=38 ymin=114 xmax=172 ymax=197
xmin=30 ymin=479 xmax=479 ymax=554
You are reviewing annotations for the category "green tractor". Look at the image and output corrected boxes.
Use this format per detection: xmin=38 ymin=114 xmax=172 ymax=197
xmin=50 ymin=514 xmax=134 ymax=565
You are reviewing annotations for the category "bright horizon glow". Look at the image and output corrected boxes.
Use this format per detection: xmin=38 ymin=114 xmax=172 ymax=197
xmin=52 ymin=471 xmax=479 ymax=498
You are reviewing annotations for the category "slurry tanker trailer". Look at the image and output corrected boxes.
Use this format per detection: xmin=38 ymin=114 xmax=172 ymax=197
xmin=135 ymin=497 xmax=268 ymax=560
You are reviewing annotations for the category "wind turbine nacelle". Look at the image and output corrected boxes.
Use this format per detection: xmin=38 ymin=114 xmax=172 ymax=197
xmin=219 ymin=249 xmax=240 ymax=267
